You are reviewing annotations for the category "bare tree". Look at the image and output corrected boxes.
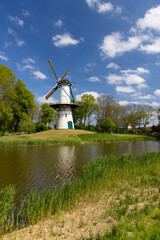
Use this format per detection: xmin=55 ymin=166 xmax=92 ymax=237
xmin=141 ymin=104 xmax=153 ymax=128
xmin=96 ymin=95 xmax=116 ymax=124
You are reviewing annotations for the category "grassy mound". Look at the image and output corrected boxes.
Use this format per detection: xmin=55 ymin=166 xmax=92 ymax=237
xmin=0 ymin=130 xmax=156 ymax=146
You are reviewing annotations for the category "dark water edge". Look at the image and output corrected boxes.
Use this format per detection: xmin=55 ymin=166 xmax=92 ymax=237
xmin=0 ymin=140 xmax=160 ymax=203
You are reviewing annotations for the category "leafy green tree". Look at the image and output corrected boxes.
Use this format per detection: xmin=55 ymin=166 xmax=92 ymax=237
xmin=40 ymin=103 xmax=55 ymax=126
xmin=0 ymin=65 xmax=16 ymax=132
xmin=100 ymin=117 xmax=116 ymax=133
xmin=80 ymin=94 xmax=99 ymax=127
xmin=72 ymin=101 xmax=84 ymax=127
xmin=35 ymin=122 xmax=49 ymax=132
xmin=73 ymin=94 xmax=99 ymax=128
xmin=0 ymin=65 xmax=37 ymax=133
xmin=19 ymin=119 xmax=35 ymax=134
xmin=12 ymin=79 xmax=37 ymax=131
xmin=0 ymin=101 xmax=13 ymax=132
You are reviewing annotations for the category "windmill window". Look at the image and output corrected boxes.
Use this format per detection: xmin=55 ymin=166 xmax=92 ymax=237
xmin=65 ymin=114 xmax=67 ymax=117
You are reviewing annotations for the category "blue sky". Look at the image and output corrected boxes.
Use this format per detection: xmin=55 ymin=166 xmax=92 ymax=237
xmin=1 ymin=0 xmax=160 ymax=111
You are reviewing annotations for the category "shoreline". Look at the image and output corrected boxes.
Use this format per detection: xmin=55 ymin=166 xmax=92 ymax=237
xmin=0 ymin=130 xmax=157 ymax=147
xmin=1 ymin=151 xmax=160 ymax=239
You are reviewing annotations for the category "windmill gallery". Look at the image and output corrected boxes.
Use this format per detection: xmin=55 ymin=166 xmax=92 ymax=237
xmin=45 ymin=60 xmax=79 ymax=130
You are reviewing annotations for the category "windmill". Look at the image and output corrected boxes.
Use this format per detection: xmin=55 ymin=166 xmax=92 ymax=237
xmin=45 ymin=60 xmax=79 ymax=130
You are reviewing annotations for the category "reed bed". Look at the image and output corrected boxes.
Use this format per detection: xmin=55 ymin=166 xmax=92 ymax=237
xmin=0 ymin=151 xmax=160 ymax=236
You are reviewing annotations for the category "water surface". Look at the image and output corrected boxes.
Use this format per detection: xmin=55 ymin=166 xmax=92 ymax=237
xmin=0 ymin=140 xmax=160 ymax=202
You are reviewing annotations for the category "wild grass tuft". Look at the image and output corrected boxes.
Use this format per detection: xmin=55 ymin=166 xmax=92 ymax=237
xmin=0 ymin=185 xmax=15 ymax=234
xmin=0 ymin=151 xmax=160 ymax=235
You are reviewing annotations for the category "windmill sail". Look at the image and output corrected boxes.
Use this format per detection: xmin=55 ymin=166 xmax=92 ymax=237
xmin=45 ymin=84 xmax=58 ymax=99
xmin=48 ymin=59 xmax=58 ymax=82
xmin=61 ymin=69 xmax=70 ymax=80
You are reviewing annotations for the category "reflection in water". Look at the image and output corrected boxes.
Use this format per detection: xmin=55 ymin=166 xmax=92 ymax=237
xmin=0 ymin=141 xmax=160 ymax=203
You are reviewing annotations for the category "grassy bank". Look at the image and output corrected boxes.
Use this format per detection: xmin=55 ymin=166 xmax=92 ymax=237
xmin=0 ymin=130 xmax=157 ymax=146
xmin=1 ymin=151 xmax=160 ymax=239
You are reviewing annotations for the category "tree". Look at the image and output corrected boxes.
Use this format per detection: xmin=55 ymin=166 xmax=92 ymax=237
xmin=100 ymin=117 xmax=116 ymax=133
xmin=0 ymin=65 xmax=16 ymax=132
xmin=40 ymin=103 xmax=55 ymax=126
xmin=72 ymin=101 xmax=84 ymax=127
xmin=127 ymin=104 xmax=143 ymax=132
xmin=12 ymin=79 xmax=37 ymax=131
xmin=96 ymin=95 xmax=116 ymax=124
xmin=73 ymin=94 xmax=99 ymax=128
xmin=140 ymin=104 xmax=153 ymax=129
xmin=0 ymin=65 xmax=37 ymax=133
xmin=19 ymin=119 xmax=35 ymax=134
xmin=80 ymin=94 xmax=99 ymax=127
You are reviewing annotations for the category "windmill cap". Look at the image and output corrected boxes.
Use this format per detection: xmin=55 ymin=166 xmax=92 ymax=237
xmin=58 ymin=79 xmax=71 ymax=85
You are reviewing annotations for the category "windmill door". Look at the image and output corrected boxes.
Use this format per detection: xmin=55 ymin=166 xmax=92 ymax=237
xmin=68 ymin=121 xmax=73 ymax=129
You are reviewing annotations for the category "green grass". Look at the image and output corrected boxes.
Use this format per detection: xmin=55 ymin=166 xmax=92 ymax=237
xmin=84 ymin=210 xmax=160 ymax=240
xmin=78 ymin=133 xmax=157 ymax=143
xmin=0 ymin=151 xmax=160 ymax=235
xmin=0 ymin=129 xmax=157 ymax=146
xmin=0 ymin=186 xmax=15 ymax=233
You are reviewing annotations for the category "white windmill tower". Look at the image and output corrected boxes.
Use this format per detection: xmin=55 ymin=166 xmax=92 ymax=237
xmin=45 ymin=60 xmax=79 ymax=130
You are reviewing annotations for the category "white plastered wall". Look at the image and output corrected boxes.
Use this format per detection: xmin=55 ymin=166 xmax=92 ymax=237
xmin=56 ymin=108 xmax=74 ymax=129
xmin=59 ymin=84 xmax=71 ymax=104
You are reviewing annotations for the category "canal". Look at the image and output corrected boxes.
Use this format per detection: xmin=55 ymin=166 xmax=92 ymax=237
xmin=0 ymin=140 xmax=160 ymax=203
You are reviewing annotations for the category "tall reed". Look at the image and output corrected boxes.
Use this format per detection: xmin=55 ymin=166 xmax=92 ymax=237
xmin=0 ymin=151 xmax=160 ymax=235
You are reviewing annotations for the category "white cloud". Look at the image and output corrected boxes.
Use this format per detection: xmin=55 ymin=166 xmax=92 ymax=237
xmin=32 ymin=70 xmax=47 ymax=79
xmin=8 ymin=28 xmax=15 ymax=34
xmin=87 ymin=76 xmax=100 ymax=82
xmin=121 ymin=67 xmax=149 ymax=75
xmin=86 ymin=62 xmax=96 ymax=68
xmin=155 ymin=62 xmax=160 ymax=66
xmin=106 ymin=62 xmax=120 ymax=69
xmin=116 ymin=86 xmax=135 ymax=93
xmin=0 ymin=52 xmax=8 ymax=61
xmin=23 ymin=10 xmax=30 ymax=17
xmin=84 ymin=62 xmax=96 ymax=72
xmin=119 ymin=100 xmax=144 ymax=106
xmin=23 ymin=58 xmax=35 ymax=64
xmin=55 ymin=19 xmax=63 ymax=27
xmin=16 ymin=39 xmax=25 ymax=47
xmin=99 ymin=5 xmax=160 ymax=58
xmin=4 ymin=42 xmax=13 ymax=48
xmin=125 ymin=74 xmax=145 ymax=85
xmin=151 ymin=102 xmax=160 ymax=107
xmin=119 ymin=100 xmax=158 ymax=107
xmin=137 ymin=5 xmax=160 ymax=32
xmin=76 ymin=91 xmax=100 ymax=101
xmin=85 ymin=0 xmax=121 ymax=14
xmin=140 ymin=38 xmax=160 ymax=54
xmin=106 ymin=74 xmax=122 ymax=85
xmin=8 ymin=28 xmax=25 ymax=47
xmin=106 ymin=72 xmax=147 ymax=88
xmin=137 ymin=94 xmax=154 ymax=100
xmin=52 ymin=33 xmax=81 ymax=47
xmin=37 ymin=95 xmax=58 ymax=104
xmin=8 ymin=15 xmax=24 ymax=26
xmin=137 ymin=83 xmax=148 ymax=89
xmin=115 ymin=6 xmax=122 ymax=14
xmin=154 ymin=89 xmax=160 ymax=97
xmin=17 ymin=63 xmax=35 ymax=71
xmin=85 ymin=0 xmax=97 ymax=8
xmin=118 ymin=100 xmax=130 ymax=106
xmin=99 ymin=32 xmax=146 ymax=58
xmin=98 ymin=2 xmax=113 ymax=13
